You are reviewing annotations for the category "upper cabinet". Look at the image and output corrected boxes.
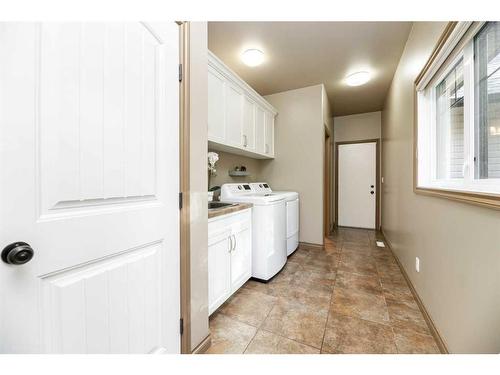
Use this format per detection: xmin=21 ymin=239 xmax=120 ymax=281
xmin=207 ymin=68 xmax=226 ymax=143
xmin=208 ymin=51 xmax=277 ymax=159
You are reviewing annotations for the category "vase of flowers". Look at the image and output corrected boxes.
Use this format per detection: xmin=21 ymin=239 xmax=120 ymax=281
xmin=207 ymin=152 xmax=219 ymax=201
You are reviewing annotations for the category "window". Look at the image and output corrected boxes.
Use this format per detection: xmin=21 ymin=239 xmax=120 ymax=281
xmin=474 ymin=22 xmax=500 ymax=180
xmin=416 ymin=22 xmax=500 ymax=206
xmin=435 ymin=58 xmax=464 ymax=180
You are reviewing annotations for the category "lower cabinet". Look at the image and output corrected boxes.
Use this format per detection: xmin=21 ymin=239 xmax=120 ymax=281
xmin=208 ymin=208 xmax=252 ymax=315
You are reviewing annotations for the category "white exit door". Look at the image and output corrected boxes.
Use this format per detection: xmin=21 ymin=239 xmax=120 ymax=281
xmin=0 ymin=23 xmax=180 ymax=353
xmin=338 ymin=142 xmax=377 ymax=229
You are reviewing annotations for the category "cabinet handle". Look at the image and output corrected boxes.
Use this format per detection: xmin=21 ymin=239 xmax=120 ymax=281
xmin=233 ymin=235 xmax=237 ymax=251
xmin=228 ymin=236 xmax=233 ymax=253
xmin=243 ymin=135 xmax=247 ymax=147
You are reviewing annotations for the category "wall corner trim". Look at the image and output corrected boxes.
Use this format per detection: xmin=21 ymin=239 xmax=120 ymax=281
xmin=381 ymin=230 xmax=450 ymax=354
xmin=299 ymin=241 xmax=325 ymax=251
xmin=191 ymin=334 xmax=211 ymax=354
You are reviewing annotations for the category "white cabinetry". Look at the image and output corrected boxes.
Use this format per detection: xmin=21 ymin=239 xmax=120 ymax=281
xmin=255 ymin=105 xmax=265 ymax=154
xmin=265 ymin=110 xmax=274 ymax=156
xmin=224 ymin=82 xmax=244 ymax=147
xmin=207 ymin=67 xmax=226 ymax=142
xmin=208 ymin=51 xmax=277 ymax=159
xmin=242 ymin=96 xmax=256 ymax=152
xmin=208 ymin=208 xmax=252 ymax=315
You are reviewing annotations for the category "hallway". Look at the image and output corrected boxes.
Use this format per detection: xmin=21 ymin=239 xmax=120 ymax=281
xmin=206 ymin=228 xmax=440 ymax=354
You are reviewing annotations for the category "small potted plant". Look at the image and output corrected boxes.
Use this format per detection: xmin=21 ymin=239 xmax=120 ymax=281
xmin=207 ymin=152 xmax=219 ymax=201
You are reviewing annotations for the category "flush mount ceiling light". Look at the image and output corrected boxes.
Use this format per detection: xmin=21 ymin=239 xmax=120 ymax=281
xmin=241 ymin=49 xmax=265 ymax=67
xmin=345 ymin=71 xmax=371 ymax=86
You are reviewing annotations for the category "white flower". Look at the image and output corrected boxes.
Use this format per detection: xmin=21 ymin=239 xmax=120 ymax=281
xmin=208 ymin=152 xmax=219 ymax=176
xmin=208 ymin=152 xmax=219 ymax=167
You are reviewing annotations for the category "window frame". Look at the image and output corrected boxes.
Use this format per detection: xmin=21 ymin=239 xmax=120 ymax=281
xmin=414 ymin=21 xmax=500 ymax=210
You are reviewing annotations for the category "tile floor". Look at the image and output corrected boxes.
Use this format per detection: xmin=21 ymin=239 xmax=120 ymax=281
xmin=206 ymin=228 xmax=440 ymax=354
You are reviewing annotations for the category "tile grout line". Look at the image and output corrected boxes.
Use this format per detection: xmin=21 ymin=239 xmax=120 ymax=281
xmin=372 ymin=237 xmax=400 ymax=353
xmin=320 ymin=239 xmax=342 ymax=354
xmin=259 ymin=328 xmax=321 ymax=353
xmin=242 ymin=264 xmax=295 ymax=354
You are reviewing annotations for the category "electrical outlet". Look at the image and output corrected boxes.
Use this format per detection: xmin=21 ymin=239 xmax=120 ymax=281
xmin=415 ymin=257 xmax=420 ymax=273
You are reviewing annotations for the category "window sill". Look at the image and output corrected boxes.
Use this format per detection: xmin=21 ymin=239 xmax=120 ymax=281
xmin=414 ymin=186 xmax=500 ymax=210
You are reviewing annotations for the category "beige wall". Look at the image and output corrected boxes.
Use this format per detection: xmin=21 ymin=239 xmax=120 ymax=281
xmin=334 ymin=111 xmax=381 ymax=142
xmin=188 ymin=22 xmax=209 ymax=351
xmin=333 ymin=111 xmax=382 ymax=227
xmin=261 ymin=84 xmax=325 ymax=245
xmin=382 ymin=22 xmax=500 ymax=353
xmin=207 ymin=150 xmax=264 ymax=188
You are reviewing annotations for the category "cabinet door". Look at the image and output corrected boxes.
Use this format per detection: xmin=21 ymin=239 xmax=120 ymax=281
xmin=255 ymin=106 xmax=266 ymax=154
xmin=265 ymin=111 xmax=274 ymax=156
xmin=208 ymin=67 xmax=226 ymax=142
xmin=208 ymin=230 xmax=232 ymax=315
xmin=242 ymin=96 xmax=256 ymax=151
xmin=224 ymin=83 xmax=243 ymax=147
xmin=230 ymin=212 xmax=252 ymax=293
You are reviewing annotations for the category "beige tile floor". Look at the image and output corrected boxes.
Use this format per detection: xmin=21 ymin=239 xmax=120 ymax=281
xmin=206 ymin=228 xmax=440 ymax=354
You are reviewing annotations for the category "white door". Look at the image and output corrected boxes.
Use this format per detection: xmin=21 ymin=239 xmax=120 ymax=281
xmin=0 ymin=22 xmax=180 ymax=353
xmin=207 ymin=67 xmax=226 ymax=142
xmin=338 ymin=142 xmax=377 ymax=229
xmin=224 ymin=83 xmax=243 ymax=147
xmin=242 ymin=96 xmax=256 ymax=151
xmin=208 ymin=230 xmax=232 ymax=315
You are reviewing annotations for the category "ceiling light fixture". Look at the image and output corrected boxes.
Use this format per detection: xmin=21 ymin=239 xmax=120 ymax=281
xmin=345 ymin=71 xmax=371 ymax=86
xmin=241 ymin=49 xmax=265 ymax=67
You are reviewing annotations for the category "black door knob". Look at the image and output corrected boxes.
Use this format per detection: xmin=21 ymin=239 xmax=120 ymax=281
xmin=2 ymin=242 xmax=34 ymax=265
xmin=370 ymin=191 xmax=374 ymax=195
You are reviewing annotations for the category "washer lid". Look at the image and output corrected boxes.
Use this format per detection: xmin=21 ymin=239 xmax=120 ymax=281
xmin=271 ymin=191 xmax=299 ymax=201
xmin=222 ymin=194 xmax=285 ymax=205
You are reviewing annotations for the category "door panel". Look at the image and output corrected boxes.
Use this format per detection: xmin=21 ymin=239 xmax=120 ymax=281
xmin=338 ymin=142 xmax=377 ymax=229
xmin=224 ymin=83 xmax=243 ymax=147
xmin=40 ymin=242 xmax=163 ymax=353
xmin=255 ymin=106 xmax=266 ymax=154
xmin=0 ymin=22 xmax=180 ymax=353
xmin=230 ymin=227 xmax=252 ymax=293
xmin=40 ymin=23 xmax=159 ymax=215
xmin=264 ymin=111 xmax=274 ymax=156
xmin=208 ymin=67 xmax=226 ymax=142
xmin=242 ymin=96 xmax=256 ymax=151
xmin=208 ymin=232 xmax=231 ymax=315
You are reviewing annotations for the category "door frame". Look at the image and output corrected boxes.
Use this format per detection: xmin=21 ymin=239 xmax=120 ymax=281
xmin=334 ymin=139 xmax=380 ymax=230
xmin=179 ymin=21 xmax=191 ymax=354
xmin=324 ymin=128 xmax=332 ymax=236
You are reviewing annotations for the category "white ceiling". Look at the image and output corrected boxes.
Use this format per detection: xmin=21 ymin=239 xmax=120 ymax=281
xmin=208 ymin=22 xmax=412 ymax=116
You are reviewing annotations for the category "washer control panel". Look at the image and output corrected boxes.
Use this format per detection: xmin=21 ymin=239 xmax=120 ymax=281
xmin=250 ymin=182 xmax=273 ymax=194
xmin=221 ymin=183 xmax=253 ymax=196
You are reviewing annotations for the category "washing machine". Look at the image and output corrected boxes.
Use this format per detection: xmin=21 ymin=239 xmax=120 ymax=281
xmin=220 ymin=183 xmax=287 ymax=281
xmin=250 ymin=183 xmax=299 ymax=256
